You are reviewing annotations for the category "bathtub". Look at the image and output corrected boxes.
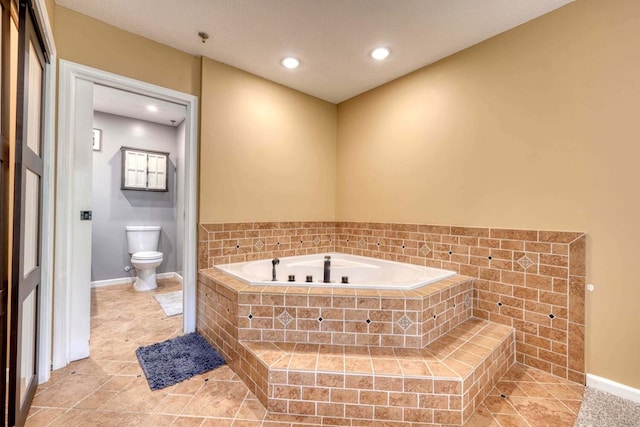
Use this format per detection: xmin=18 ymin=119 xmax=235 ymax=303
xmin=215 ymin=253 xmax=456 ymax=290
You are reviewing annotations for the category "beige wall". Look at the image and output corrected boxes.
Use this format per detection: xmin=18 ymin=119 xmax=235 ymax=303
xmin=54 ymin=6 xmax=200 ymax=96
xmin=44 ymin=0 xmax=55 ymax=31
xmin=337 ymin=0 xmax=640 ymax=389
xmin=199 ymin=57 xmax=337 ymax=223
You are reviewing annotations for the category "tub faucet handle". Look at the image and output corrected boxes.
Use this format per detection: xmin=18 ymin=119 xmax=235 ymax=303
xmin=271 ymin=258 xmax=280 ymax=281
xmin=323 ymin=255 xmax=331 ymax=283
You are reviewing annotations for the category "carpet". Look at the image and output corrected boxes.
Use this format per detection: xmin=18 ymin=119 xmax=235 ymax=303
xmin=575 ymin=387 xmax=640 ymax=427
xmin=153 ymin=290 xmax=183 ymax=317
xmin=135 ymin=333 xmax=225 ymax=390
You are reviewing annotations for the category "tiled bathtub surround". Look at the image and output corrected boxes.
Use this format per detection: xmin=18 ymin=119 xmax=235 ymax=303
xmin=196 ymin=271 xmax=472 ymax=401
xmin=237 ymin=277 xmax=473 ymax=349
xmin=197 ymin=269 xmax=514 ymax=425
xmin=198 ymin=222 xmax=586 ymax=385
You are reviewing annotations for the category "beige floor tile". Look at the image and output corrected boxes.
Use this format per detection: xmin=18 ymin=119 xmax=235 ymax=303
xmin=462 ymin=404 xmax=500 ymax=427
xmin=508 ymin=396 xmax=577 ymax=426
xmin=45 ymin=409 xmax=95 ymax=426
xmin=560 ymin=399 xmax=583 ymax=414
xmin=154 ymin=394 xmax=194 ymax=415
xmin=544 ymin=383 xmax=584 ymax=400
xmin=482 ymin=396 xmax=518 ymax=415
xmin=100 ymin=374 xmax=137 ymax=392
xmin=492 ymin=413 xmax=530 ymax=427
xmin=24 ymin=408 xmax=67 ymax=427
xmin=498 ymin=364 xmax=536 ymax=382
xmin=200 ymin=418 xmax=234 ymax=426
xmin=230 ymin=420 xmax=264 ymax=427
xmin=31 ymin=374 xmax=111 ymax=408
xmin=235 ymin=398 xmax=268 ymax=421
xmin=181 ymin=380 xmax=249 ymax=417
xmin=116 ymin=412 xmax=177 ymax=426
xmin=167 ymin=377 xmax=206 ymax=395
xmin=516 ymin=381 xmax=556 ymax=398
xmin=98 ymin=377 xmax=169 ymax=412
xmin=492 ymin=381 xmax=528 ymax=397
xmin=171 ymin=416 xmax=207 ymax=426
xmin=73 ymin=388 xmax=119 ymax=409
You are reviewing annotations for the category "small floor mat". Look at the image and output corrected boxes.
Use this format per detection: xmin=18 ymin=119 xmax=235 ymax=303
xmin=153 ymin=290 xmax=183 ymax=317
xmin=135 ymin=333 xmax=225 ymax=390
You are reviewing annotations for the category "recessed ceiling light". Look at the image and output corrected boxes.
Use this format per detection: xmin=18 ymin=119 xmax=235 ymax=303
xmin=371 ymin=47 xmax=391 ymax=61
xmin=281 ymin=57 xmax=301 ymax=69
xmin=147 ymin=105 xmax=158 ymax=112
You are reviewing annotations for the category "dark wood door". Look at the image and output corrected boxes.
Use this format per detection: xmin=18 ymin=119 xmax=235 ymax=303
xmin=8 ymin=1 xmax=47 ymax=425
xmin=0 ymin=0 xmax=12 ymax=425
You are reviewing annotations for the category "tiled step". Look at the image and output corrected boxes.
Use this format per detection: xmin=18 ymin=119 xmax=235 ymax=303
xmin=238 ymin=318 xmax=514 ymax=425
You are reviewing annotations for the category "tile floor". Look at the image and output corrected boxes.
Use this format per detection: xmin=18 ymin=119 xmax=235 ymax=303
xmin=26 ymin=279 xmax=584 ymax=426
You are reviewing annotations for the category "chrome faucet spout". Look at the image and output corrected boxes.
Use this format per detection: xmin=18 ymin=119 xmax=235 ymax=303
xmin=271 ymin=258 xmax=280 ymax=281
xmin=323 ymin=255 xmax=331 ymax=283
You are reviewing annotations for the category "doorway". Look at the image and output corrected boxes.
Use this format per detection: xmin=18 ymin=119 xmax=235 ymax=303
xmin=91 ymin=86 xmax=186 ymax=291
xmin=52 ymin=60 xmax=198 ymax=370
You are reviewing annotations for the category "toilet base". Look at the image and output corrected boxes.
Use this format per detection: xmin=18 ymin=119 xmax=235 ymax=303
xmin=134 ymin=268 xmax=158 ymax=291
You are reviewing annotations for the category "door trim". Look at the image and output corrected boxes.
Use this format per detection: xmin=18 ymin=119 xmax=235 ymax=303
xmin=52 ymin=60 xmax=199 ymax=370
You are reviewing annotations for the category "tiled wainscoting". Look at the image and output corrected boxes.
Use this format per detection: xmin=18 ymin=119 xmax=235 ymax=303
xmin=197 ymin=221 xmax=585 ymax=424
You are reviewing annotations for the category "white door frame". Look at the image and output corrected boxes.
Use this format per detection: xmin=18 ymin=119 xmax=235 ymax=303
xmin=52 ymin=60 xmax=199 ymax=371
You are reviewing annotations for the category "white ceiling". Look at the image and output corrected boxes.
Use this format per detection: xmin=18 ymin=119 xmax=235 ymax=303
xmin=60 ymin=0 xmax=574 ymax=104
xmin=93 ymin=84 xmax=186 ymax=126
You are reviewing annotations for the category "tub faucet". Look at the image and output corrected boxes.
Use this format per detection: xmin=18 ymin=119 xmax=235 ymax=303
xmin=271 ymin=258 xmax=280 ymax=281
xmin=323 ymin=255 xmax=331 ymax=283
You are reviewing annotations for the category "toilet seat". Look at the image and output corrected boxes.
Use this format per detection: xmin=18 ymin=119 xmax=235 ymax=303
xmin=131 ymin=251 xmax=163 ymax=261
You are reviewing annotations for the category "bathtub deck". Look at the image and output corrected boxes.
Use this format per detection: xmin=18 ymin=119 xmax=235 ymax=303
xmin=238 ymin=318 xmax=514 ymax=425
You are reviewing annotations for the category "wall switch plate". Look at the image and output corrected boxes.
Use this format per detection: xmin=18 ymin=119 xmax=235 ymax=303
xmin=80 ymin=210 xmax=92 ymax=220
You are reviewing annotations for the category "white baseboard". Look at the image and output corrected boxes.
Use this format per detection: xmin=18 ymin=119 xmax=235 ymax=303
xmin=587 ymin=373 xmax=640 ymax=403
xmin=91 ymin=272 xmax=183 ymax=288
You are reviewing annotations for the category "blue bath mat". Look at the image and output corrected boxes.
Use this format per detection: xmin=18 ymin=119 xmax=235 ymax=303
xmin=135 ymin=333 xmax=225 ymax=390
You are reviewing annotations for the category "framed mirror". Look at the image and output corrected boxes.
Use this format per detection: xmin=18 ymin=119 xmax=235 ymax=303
xmin=120 ymin=146 xmax=169 ymax=192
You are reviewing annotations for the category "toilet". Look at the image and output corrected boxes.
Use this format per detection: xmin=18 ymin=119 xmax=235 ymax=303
xmin=126 ymin=225 xmax=163 ymax=291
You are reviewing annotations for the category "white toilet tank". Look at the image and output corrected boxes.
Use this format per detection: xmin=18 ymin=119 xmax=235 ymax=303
xmin=125 ymin=225 xmax=161 ymax=254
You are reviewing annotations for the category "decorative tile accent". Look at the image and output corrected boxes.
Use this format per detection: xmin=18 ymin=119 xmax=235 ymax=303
xmin=359 ymin=237 xmax=366 ymax=248
xmin=365 ymin=318 xmax=371 ymax=324
xmin=517 ymin=255 xmax=534 ymax=269
xmin=397 ymin=315 xmax=413 ymax=331
xmin=254 ymin=240 xmax=264 ymax=251
xmin=313 ymin=236 xmax=321 ymax=246
xmin=278 ymin=310 xmax=293 ymax=326
xmin=248 ymin=314 xmax=253 ymax=320
xmin=420 ymin=243 xmax=431 ymax=256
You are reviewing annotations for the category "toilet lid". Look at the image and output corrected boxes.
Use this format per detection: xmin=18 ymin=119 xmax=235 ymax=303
xmin=132 ymin=251 xmax=162 ymax=260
